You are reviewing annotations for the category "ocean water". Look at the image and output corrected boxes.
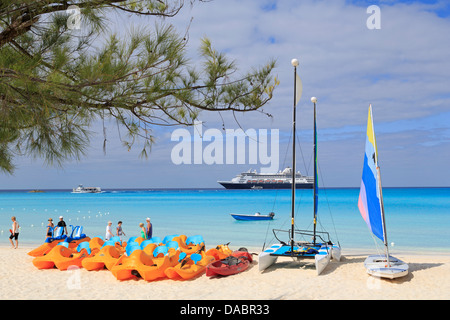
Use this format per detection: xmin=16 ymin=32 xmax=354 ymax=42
xmin=0 ymin=188 xmax=449 ymax=254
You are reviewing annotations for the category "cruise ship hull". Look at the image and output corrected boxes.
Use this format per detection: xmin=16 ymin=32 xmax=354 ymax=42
xmin=218 ymin=182 xmax=313 ymax=189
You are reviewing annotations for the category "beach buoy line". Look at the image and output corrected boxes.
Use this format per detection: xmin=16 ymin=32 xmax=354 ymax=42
xmin=0 ymin=207 xmax=111 ymax=234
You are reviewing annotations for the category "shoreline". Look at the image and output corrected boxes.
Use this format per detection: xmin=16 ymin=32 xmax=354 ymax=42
xmin=3 ymin=243 xmax=449 ymax=256
xmin=1 ymin=246 xmax=449 ymax=300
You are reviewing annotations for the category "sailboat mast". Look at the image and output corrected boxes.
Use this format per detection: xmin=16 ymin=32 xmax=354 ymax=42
xmin=290 ymin=62 xmax=298 ymax=255
xmin=313 ymin=99 xmax=318 ymax=245
xmin=370 ymin=105 xmax=390 ymax=266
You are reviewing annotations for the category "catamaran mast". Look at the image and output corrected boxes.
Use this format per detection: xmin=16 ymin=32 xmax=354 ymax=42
xmin=290 ymin=59 xmax=299 ymax=255
xmin=312 ymin=97 xmax=318 ymax=245
xmin=370 ymin=105 xmax=390 ymax=267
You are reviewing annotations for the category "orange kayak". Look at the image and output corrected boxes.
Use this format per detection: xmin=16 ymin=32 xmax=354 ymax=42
xmin=205 ymin=244 xmax=233 ymax=260
xmin=32 ymin=245 xmax=96 ymax=270
xmin=110 ymin=249 xmax=181 ymax=281
xmin=28 ymin=237 xmax=90 ymax=257
xmin=81 ymin=245 xmax=122 ymax=271
xmin=89 ymin=237 xmax=105 ymax=251
xmin=28 ymin=239 xmax=64 ymax=257
xmin=164 ymin=251 xmax=215 ymax=280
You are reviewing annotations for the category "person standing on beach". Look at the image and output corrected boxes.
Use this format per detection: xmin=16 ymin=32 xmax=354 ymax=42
xmin=105 ymin=221 xmax=114 ymax=240
xmin=139 ymin=223 xmax=147 ymax=239
xmin=116 ymin=221 xmax=125 ymax=240
xmin=46 ymin=218 xmax=54 ymax=239
xmin=9 ymin=216 xmax=19 ymax=249
xmin=146 ymin=217 xmax=153 ymax=240
xmin=57 ymin=216 xmax=68 ymax=235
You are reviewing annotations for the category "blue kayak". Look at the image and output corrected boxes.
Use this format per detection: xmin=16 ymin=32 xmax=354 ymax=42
xmin=230 ymin=212 xmax=275 ymax=221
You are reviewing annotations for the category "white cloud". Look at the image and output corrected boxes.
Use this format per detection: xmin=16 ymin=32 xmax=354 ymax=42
xmin=1 ymin=0 xmax=449 ymax=188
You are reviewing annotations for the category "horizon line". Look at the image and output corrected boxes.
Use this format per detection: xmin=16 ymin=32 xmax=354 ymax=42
xmin=0 ymin=186 xmax=449 ymax=192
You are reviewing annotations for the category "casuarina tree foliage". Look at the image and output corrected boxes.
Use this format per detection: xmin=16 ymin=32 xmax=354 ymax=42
xmin=0 ymin=0 xmax=278 ymax=173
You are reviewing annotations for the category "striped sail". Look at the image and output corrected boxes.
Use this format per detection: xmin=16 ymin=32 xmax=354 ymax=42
xmin=358 ymin=106 xmax=385 ymax=242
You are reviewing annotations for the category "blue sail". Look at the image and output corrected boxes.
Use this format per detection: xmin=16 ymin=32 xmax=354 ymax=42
xmin=358 ymin=106 xmax=385 ymax=242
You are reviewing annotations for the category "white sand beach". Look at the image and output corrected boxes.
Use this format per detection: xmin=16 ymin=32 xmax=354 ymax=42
xmin=0 ymin=246 xmax=449 ymax=300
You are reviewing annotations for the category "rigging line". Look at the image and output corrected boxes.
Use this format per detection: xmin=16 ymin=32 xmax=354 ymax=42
xmin=317 ymin=161 xmax=341 ymax=245
xmin=295 ymin=131 xmax=309 ymax=176
xmin=270 ymin=127 xmax=292 ymax=213
xmin=264 ymin=128 xmax=293 ymax=250
xmin=262 ymin=209 xmax=274 ymax=251
xmin=370 ymin=231 xmax=384 ymax=256
xmin=263 ymin=127 xmax=311 ymax=248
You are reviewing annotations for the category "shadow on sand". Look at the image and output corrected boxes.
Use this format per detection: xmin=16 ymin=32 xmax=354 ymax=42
xmin=256 ymin=254 xmax=445 ymax=283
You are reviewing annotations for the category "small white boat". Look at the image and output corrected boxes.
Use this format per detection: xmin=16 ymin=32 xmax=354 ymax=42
xmin=364 ymin=255 xmax=409 ymax=279
xmin=72 ymin=185 xmax=102 ymax=193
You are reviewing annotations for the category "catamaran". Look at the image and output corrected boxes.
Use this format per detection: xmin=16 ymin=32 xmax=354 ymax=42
xmin=258 ymin=59 xmax=341 ymax=275
xmin=358 ymin=105 xmax=409 ymax=279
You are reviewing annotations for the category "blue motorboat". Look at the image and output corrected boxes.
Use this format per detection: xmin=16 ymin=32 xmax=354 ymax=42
xmin=230 ymin=212 xmax=275 ymax=221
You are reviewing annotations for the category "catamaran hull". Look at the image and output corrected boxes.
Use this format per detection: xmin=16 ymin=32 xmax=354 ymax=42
xmin=314 ymin=250 xmax=330 ymax=275
xmin=364 ymin=255 xmax=409 ymax=279
xmin=259 ymin=243 xmax=340 ymax=275
xmin=331 ymin=244 xmax=342 ymax=262
xmin=258 ymin=244 xmax=283 ymax=271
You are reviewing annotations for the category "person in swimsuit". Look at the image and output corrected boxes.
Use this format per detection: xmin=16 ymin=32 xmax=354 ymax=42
xmin=9 ymin=216 xmax=19 ymax=249
xmin=46 ymin=218 xmax=54 ymax=239
xmin=116 ymin=221 xmax=126 ymax=240
xmin=105 ymin=221 xmax=114 ymax=240
xmin=139 ymin=223 xmax=147 ymax=239
xmin=146 ymin=217 xmax=153 ymax=240
xmin=56 ymin=216 xmax=68 ymax=235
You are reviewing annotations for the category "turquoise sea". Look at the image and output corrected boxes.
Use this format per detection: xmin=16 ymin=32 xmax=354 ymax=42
xmin=0 ymin=188 xmax=449 ymax=254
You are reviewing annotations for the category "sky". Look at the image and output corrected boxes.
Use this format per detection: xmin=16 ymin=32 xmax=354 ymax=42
xmin=1 ymin=0 xmax=449 ymax=189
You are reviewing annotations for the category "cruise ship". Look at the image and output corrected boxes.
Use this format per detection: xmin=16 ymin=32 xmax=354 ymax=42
xmin=72 ymin=184 xmax=102 ymax=193
xmin=218 ymin=168 xmax=313 ymax=189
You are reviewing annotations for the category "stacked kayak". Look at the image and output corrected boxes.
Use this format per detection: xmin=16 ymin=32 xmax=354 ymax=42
xmin=28 ymin=237 xmax=90 ymax=257
xmin=28 ymin=239 xmax=66 ymax=257
xmin=29 ymin=233 xmax=252 ymax=281
xmin=32 ymin=241 xmax=97 ymax=270
xmin=113 ymin=234 xmax=215 ymax=281
xmin=163 ymin=242 xmax=236 ymax=280
xmin=28 ymin=225 xmax=90 ymax=257
xmin=206 ymin=248 xmax=253 ymax=277
xmin=205 ymin=243 xmax=233 ymax=260
xmin=110 ymin=243 xmax=182 ymax=281
xmin=81 ymin=244 xmax=122 ymax=271
xmin=165 ymin=251 xmax=215 ymax=280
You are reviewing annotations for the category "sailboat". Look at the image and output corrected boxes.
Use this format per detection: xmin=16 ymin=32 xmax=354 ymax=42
xmin=358 ymin=105 xmax=409 ymax=279
xmin=258 ymin=59 xmax=341 ymax=275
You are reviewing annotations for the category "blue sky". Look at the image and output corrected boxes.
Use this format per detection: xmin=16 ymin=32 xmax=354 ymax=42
xmin=1 ymin=0 xmax=449 ymax=189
